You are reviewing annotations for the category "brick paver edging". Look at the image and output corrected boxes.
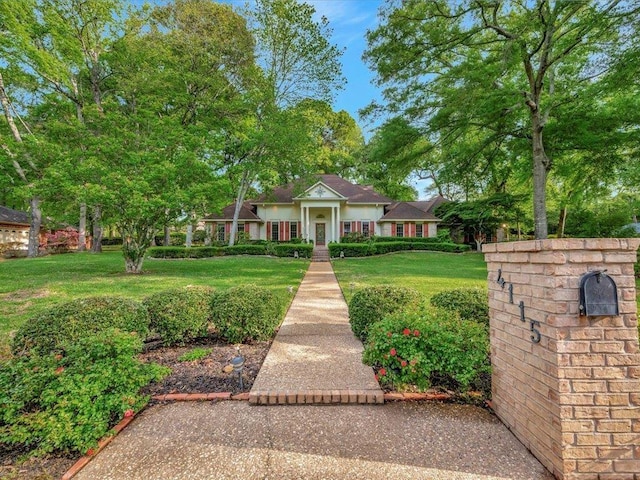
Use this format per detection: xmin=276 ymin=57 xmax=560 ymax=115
xmin=61 ymin=414 xmax=136 ymax=480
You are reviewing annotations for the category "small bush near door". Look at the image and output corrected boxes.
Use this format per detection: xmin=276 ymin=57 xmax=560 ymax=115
xmin=348 ymin=286 xmax=421 ymax=341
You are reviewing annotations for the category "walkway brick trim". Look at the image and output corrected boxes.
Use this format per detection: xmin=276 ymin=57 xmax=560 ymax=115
xmin=248 ymin=389 xmax=384 ymax=405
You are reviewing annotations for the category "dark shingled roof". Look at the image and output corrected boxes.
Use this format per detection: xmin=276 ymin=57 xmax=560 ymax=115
xmin=0 ymin=206 xmax=29 ymax=226
xmin=379 ymin=196 xmax=447 ymax=222
xmin=251 ymin=174 xmax=394 ymax=204
xmin=203 ymin=202 xmax=262 ymax=222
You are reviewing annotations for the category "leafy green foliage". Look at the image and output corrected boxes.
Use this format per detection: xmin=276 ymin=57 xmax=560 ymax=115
xmin=363 ymin=310 xmax=490 ymax=392
xmin=224 ymin=245 xmax=269 ymax=256
xmin=144 ymin=286 xmax=214 ymax=346
xmin=430 ymin=288 xmax=489 ymax=326
xmin=146 ymin=246 xmax=224 ymax=258
xmin=211 ymin=285 xmax=284 ymax=343
xmin=0 ymin=329 xmax=169 ymax=456
xmin=329 ymin=241 xmax=469 ymax=258
xmin=11 ymin=297 xmax=150 ymax=356
xmin=348 ymin=286 xmax=421 ymax=341
xmin=178 ymin=347 xmax=213 ymax=362
xmin=271 ymin=243 xmax=313 ymax=258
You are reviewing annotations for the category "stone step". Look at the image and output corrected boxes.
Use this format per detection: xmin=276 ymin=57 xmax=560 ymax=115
xmin=248 ymin=389 xmax=384 ymax=405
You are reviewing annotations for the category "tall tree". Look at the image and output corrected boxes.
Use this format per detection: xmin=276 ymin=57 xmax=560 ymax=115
xmin=365 ymin=0 xmax=640 ymax=238
xmin=221 ymin=0 xmax=345 ymax=246
xmin=0 ymin=0 xmax=124 ymax=252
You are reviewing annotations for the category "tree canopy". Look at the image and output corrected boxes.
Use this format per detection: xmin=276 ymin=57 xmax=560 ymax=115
xmin=364 ymin=0 xmax=640 ymax=239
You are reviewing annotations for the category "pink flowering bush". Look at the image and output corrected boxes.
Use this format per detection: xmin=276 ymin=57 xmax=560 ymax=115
xmin=363 ymin=308 xmax=490 ymax=392
xmin=43 ymin=227 xmax=80 ymax=253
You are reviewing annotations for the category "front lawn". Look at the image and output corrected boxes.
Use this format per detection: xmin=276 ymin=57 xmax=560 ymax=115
xmin=0 ymin=251 xmax=308 ymax=355
xmin=332 ymin=251 xmax=487 ymax=304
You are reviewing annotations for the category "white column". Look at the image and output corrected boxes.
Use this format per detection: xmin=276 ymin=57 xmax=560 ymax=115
xmin=336 ymin=204 xmax=341 ymax=243
xmin=331 ymin=206 xmax=335 ymax=243
xmin=300 ymin=204 xmax=304 ymax=242
xmin=305 ymin=207 xmax=310 ymax=243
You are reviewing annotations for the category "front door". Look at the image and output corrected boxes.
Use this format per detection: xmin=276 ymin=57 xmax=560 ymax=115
xmin=315 ymin=223 xmax=326 ymax=245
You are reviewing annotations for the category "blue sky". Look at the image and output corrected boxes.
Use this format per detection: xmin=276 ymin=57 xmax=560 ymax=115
xmin=304 ymin=0 xmax=384 ymax=137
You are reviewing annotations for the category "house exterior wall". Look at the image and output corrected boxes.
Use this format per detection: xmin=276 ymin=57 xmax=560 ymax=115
xmin=0 ymin=223 xmax=29 ymax=247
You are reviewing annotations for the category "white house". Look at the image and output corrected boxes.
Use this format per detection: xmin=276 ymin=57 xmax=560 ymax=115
xmin=203 ymin=174 xmax=445 ymax=244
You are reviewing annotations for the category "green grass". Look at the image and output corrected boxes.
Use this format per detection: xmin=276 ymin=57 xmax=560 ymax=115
xmin=332 ymin=251 xmax=488 ymax=304
xmin=0 ymin=251 xmax=309 ymax=352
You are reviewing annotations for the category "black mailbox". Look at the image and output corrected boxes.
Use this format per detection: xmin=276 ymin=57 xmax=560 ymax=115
xmin=579 ymin=270 xmax=619 ymax=317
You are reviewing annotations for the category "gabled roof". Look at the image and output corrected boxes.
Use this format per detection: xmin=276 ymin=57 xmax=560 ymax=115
xmin=0 ymin=206 xmax=29 ymax=226
xmin=379 ymin=197 xmax=446 ymax=222
xmin=251 ymin=174 xmax=393 ymax=205
xmin=202 ymin=202 xmax=262 ymax=222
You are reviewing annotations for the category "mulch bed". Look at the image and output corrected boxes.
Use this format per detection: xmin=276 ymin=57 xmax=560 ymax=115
xmin=0 ymin=339 xmax=271 ymax=480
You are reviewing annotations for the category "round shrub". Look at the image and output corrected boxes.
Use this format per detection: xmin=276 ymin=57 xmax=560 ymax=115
xmin=11 ymin=297 xmax=150 ymax=356
xmin=348 ymin=286 xmax=421 ymax=341
xmin=210 ymin=285 xmax=284 ymax=343
xmin=363 ymin=309 xmax=490 ymax=392
xmin=144 ymin=286 xmax=215 ymax=346
xmin=430 ymin=288 xmax=489 ymax=326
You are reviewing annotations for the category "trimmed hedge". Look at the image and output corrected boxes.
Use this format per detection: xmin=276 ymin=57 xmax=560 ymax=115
xmin=330 ymin=241 xmax=469 ymax=258
xmin=329 ymin=243 xmax=371 ymax=257
xmin=224 ymin=244 xmax=269 ymax=255
xmin=348 ymin=286 xmax=422 ymax=341
xmin=146 ymin=246 xmax=224 ymax=258
xmin=11 ymin=296 xmax=150 ymax=356
xmin=210 ymin=285 xmax=284 ymax=343
xmin=430 ymin=288 xmax=489 ymax=326
xmin=144 ymin=286 xmax=215 ymax=345
xmin=272 ymin=243 xmax=313 ymax=258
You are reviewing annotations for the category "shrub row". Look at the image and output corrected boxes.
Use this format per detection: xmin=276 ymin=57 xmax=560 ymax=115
xmin=329 ymin=241 xmax=469 ymax=258
xmin=349 ymin=286 xmax=490 ymax=394
xmin=146 ymin=243 xmax=313 ymax=259
xmin=12 ymin=285 xmax=287 ymax=354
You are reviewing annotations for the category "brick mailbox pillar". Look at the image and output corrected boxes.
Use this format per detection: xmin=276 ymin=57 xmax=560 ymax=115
xmin=483 ymin=239 xmax=640 ymax=480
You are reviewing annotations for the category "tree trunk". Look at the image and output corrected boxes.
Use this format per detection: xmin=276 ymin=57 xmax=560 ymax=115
xmin=91 ymin=205 xmax=102 ymax=253
xmin=121 ymin=225 xmax=153 ymax=274
xmin=531 ymin=112 xmax=549 ymax=239
xmin=28 ymin=196 xmax=41 ymax=258
xmin=164 ymin=225 xmax=171 ymax=246
xmin=228 ymin=171 xmax=250 ymax=247
xmin=78 ymin=203 xmax=87 ymax=251
xmin=186 ymin=223 xmax=193 ymax=248
xmin=557 ymin=206 xmax=568 ymax=239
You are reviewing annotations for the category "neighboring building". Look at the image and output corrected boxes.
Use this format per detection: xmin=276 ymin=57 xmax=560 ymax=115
xmin=203 ymin=175 xmax=445 ymax=244
xmin=0 ymin=205 xmax=30 ymax=249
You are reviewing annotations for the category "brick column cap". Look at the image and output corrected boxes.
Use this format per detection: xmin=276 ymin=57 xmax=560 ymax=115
xmin=482 ymin=238 xmax=640 ymax=254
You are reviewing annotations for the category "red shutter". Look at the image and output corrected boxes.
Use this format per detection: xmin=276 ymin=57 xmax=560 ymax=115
xmin=404 ymin=223 xmax=410 ymax=237
xmin=267 ymin=222 xmax=271 ymax=240
xmin=391 ymin=223 xmax=396 ymax=236
xmin=298 ymin=221 xmax=301 ymax=239
xmin=370 ymin=221 xmax=375 ymax=236
xmin=411 ymin=223 xmax=415 ymax=237
xmin=244 ymin=223 xmax=250 ymax=233
xmin=225 ymin=223 xmax=230 ymax=235
xmin=284 ymin=221 xmax=289 ymax=241
xmin=340 ymin=221 xmax=344 ymax=237
xmin=356 ymin=221 xmax=361 ymax=233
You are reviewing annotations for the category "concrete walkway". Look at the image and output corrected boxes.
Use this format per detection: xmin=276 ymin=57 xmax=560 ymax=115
xmin=249 ymin=262 xmax=383 ymax=405
xmin=70 ymin=261 xmax=555 ymax=480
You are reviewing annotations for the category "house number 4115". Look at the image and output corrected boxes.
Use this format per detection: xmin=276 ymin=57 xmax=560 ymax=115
xmin=497 ymin=269 xmax=541 ymax=344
